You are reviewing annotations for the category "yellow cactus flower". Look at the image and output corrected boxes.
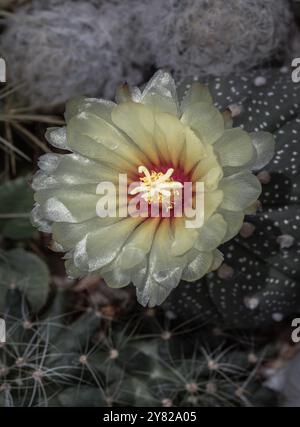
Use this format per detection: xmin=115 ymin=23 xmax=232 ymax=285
xmin=31 ymin=70 xmax=275 ymax=307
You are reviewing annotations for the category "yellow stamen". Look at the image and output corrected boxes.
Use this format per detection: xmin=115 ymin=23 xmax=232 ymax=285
xmin=130 ymin=165 xmax=183 ymax=207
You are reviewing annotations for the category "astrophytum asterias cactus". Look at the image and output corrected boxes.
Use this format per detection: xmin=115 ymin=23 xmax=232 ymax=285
xmin=31 ymin=70 xmax=275 ymax=307
xmin=166 ymin=68 xmax=300 ymax=328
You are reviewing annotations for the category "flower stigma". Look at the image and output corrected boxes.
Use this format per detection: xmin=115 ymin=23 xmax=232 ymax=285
xmin=130 ymin=165 xmax=183 ymax=209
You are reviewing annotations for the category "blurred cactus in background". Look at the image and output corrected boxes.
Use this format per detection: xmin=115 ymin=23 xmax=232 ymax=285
xmin=0 ymin=0 xmax=294 ymax=107
xmin=0 ymin=285 xmax=278 ymax=407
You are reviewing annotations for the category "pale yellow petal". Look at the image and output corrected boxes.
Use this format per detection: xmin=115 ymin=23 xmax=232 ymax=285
xmin=181 ymin=127 xmax=206 ymax=173
xmin=181 ymin=82 xmax=213 ymax=114
xmin=181 ymin=102 xmax=224 ymax=144
xmin=219 ymin=209 xmax=244 ymax=242
xmin=219 ymin=172 xmax=261 ymax=211
xmin=203 ymin=190 xmax=224 ymax=220
xmin=111 ymin=102 xmax=160 ymax=165
xmin=195 ymin=213 xmax=227 ymax=251
xmin=154 ymin=112 xmax=185 ymax=167
xmin=74 ymin=217 xmax=144 ymax=272
xmin=208 ymin=249 xmax=224 ymax=272
xmin=181 ymin=251 xmax=213 ymax=282
xmin=110 ymin=218 xmax=160 ymax=270
xmin=214 ymin=128 xmax=255 ymax=167
xmin=171 ymin=217 xmax=199 ymax=256
xmin=140 ymin=70 xmax=179 ymax=116
xmin=35 ymin=185 xmax=99 ymax=223
xmin=65 ymin=97 xmax=115 ymax=123
xmin=67 ymin=111 xmax=147 ymax=172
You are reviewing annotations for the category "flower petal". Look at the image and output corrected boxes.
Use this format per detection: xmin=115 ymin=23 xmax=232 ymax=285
xmin=214 ymin=128 xmax=255 ymax=167
xmin=102 ymin=268 xmax=132 ymax=288
xmin=140 ymin=70 xmax=179 ymax=116
xmin=74 ymin=217 xmax=144 ymax=272
xmin=135 ymin=220 xmax=186 ymax=307
xmin=45 ymin=127 xmax=68 ymax=150
xmin=208 ymin=249 xmax=224 ymax=272
xmin=67 ymin=111 xmax=147 ymax=171
xmin=203 ymin=190 xmax=224 ymax=220
xmin=180 ymin=82 xmax=213 ymax=113
xmin=154 ymin=112 xmax=185 ymax=167
xmin=194 ymin=214 xmax=227 ymax=252
xmin=64 ymin=97 xmax=116 ymax=123
xmin=111 ymin=102 xmax=160 ymax=165
xmin=219 ymin=171 xmax=262 ymax=211
xmin=222 ymin=110 xmax=233 ymax=129
xmin=181 ymin=251 xmax=213 ymax=282
xmin=52 ymin=217 xmax=119 ymax=250
xmin=171 ymin=217 xmax=199 ymax=256
xmin=219 ymin=209 xmax=244 ymax=242
xmin=30 ymin=203 xmax=52 ymax=233
xmin=250 ymin=131 xmax=275 ymax=171
xmin=181 ymin=102 xmax=224 ymax=144
xmin=108 ymin=218 xmax=160 ymax=270
xmin=181 ymin=127 xmax=207 ymax=173
xmin=35 ymin=185 xmax=99 ymax=223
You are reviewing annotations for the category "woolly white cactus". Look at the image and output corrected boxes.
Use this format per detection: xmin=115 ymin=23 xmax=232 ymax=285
xmin=0 ymin=0 xmax=149 ymax=106
xmin=0 ymin=0 xmax=293 ymax=107
xmin=149 ymin=0 xmax=292 ymax=80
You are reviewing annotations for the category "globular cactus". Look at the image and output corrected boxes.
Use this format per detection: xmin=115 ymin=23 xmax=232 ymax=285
xmin=0 ymin=286 xmax=277 ymax=407
xmin=0 ymin=289 xmax=107 ymax=407
xmin=165 ymin=68 xmax=300 ymax=328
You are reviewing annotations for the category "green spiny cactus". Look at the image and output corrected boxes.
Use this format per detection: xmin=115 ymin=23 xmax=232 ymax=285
xmin=0 ymin=287 xmax=277 ymax=407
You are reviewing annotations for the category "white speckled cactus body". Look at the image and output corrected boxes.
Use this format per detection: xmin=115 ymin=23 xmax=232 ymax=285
xmin=166 ymin=68 xmax=300 ymax=328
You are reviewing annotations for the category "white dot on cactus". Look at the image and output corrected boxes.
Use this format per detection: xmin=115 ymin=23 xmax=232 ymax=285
xmin=0 ymin=383 xmax=11 ymax=393
xmin=0 ymin=367 xmax=9 ymax=377
xmin=109 ymin=349 xmax=119 ymax=360
xmin=248 ymin=353 xmax=258 ymax=364
xmin=254 ymin=76 xmax=267 ymax=87
xmin=207 ymin=360 xmax=219 ymax=371
xmin=32 ymin=369 xmax=43 ymax=381
xmin=277 ymin=234 xmax=295 ymax=249
xmin=15 ymin=357 xmax=26 ymax=368
xmin=206 ymin=382 xmax=217 ymax=394
xmin=228 ymin=103 xmax=243 ymax=117
xmin=217 ymin=263 xmax=234 ymax=280
xmin=185 ymin=382 xmax=198 ymax=394
xmin=257 ymin=170 xmax=271 ymax=185
xmin=79 ymin=355 xmax=88 ymax=365
xmin=162 ymin=398 xmax=173 ymax=407
xmin=280 ymin=66 xmax=289 ymax=74
xmin=272 ymin=312 xmax=283 ymax=322
xmin=240 ymin=222 xmax=256 ymax=238
xmin=22 ymin=320 xmax=33 ymax=330
xmin=244 ymin=296 xmax=260 ymax=310
xmin=161 ymin=331 xmax=172 ymax=340
xmin=165 ymin=310 xmax=177 ymax=320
